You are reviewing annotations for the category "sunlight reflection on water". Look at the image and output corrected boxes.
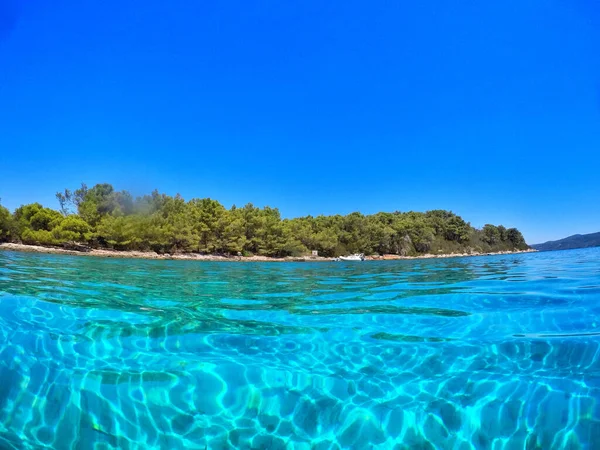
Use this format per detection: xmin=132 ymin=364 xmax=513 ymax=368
xmin=0 ymin=248 xmax=599 ymax=449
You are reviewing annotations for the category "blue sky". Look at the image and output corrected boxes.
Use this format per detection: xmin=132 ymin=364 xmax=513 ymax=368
xmin=0 ymin=1 xmax=599 ymax=244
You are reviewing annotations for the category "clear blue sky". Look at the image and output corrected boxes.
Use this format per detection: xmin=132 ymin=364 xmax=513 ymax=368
xmin=1 ymin=1 xmax=599 ymax=244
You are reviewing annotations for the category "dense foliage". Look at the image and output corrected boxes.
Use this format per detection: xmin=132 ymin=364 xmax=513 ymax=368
xmin=0 ymin=184 xmax=528 ymax=257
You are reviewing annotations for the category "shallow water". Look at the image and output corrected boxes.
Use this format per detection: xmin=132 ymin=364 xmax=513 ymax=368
xmin=0 ymin=248 xmax=599 ymax=449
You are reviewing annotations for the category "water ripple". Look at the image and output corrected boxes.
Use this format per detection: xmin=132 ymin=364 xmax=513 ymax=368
xmin=0 ymin=248 xmax=600 ymax=449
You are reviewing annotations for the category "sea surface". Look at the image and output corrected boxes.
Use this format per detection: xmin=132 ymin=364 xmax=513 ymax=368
xmin=0 ymin=248 xmax=599 ymax=449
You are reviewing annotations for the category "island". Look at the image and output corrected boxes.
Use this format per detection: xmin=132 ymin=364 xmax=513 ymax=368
xmin=0 ymin=183 xmax=530 ymax=260
xmin=532 ymin=232 xmax=600 ymax=252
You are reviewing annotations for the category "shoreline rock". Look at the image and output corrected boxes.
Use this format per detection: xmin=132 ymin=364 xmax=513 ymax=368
xmin=0 ymin=242 xmax=537 ymax=262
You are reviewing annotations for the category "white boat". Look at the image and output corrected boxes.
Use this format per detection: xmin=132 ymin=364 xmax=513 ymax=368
xmin=337 ymin=253 xmax=365 ymax=261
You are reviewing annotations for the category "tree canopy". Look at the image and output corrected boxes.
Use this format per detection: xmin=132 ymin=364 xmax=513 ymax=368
xmin=0 ymin=183 xmax=529 ymax=256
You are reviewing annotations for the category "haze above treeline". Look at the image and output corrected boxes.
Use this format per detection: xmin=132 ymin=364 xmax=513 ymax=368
xmin=0 ymin=183 xmax=529 ymax=257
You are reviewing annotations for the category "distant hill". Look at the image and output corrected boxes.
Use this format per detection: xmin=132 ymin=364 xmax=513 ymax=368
xmin=532 ymin=232 xmax=600 ymax=252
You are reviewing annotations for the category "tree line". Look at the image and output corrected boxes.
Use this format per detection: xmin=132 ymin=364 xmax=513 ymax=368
xmin=0 ymin=183 xmax=528 ymax=257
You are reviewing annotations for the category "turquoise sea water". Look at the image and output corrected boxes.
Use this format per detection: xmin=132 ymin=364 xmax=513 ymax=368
xmin=0 ymin=249 xmax=599 ymax=449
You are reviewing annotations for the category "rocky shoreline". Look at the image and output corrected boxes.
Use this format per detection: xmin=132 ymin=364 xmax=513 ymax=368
xmin=0 ymin=242 xmax=537 ymax=262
